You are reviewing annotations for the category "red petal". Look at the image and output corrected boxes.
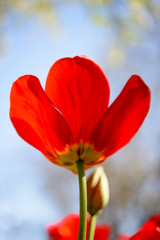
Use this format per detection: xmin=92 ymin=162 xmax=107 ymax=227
xmin=139 ymin=214 xmax=160 ymax=232
xmin=45 ymin=56 xmax=110 ymax=143
xmin=46 ymin=214 xmax=79 ymax=240
xmin=90 ymin=75 xmax=151 ymax=157
xmin=94 ymin=224 xmax=111 ymax=240
xmin=129 ymin=231 xmax=160 ymax=240
xmin=10 ymin=75 xmax=73 ymax=162
xmin=58 ymin=214 xmax=79 ymax=239
xmin=47 ymin=223 xmax=62 ymax=240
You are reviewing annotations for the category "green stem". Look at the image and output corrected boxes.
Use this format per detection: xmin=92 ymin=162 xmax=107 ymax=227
xmin=76 ymin=159 xmax=87 ymax=240
xmin=88 ymin=215 xmax=97 ymax=240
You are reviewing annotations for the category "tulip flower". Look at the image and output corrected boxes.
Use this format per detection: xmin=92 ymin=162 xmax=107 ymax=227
xmin=10 ymin=56 xmax=151 ymax=173
xmin=46 ymin=214 xmax=111 ymax=240
xmin=117 ymin=213 xmax=160 ymax=240
xmin=139 ymin=213 xmax=160 ymax=232
xmin=129 ymin=213 xmax=160 ymax=240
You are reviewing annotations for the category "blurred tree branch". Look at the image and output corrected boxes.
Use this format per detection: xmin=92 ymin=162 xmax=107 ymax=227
xmin=0 ymin=0 xmax=160 ymax=62
xmin=0 ymin=0 xmax=57 ymax=52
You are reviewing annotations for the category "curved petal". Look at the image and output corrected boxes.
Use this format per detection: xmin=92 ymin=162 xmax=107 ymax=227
xmin=10 ymin=75 xmax=74 ymax=163
xmin=90 ymin=75 xmax=151 ymax=157
xmin=129 ymin=231 xmax=160 ymax=240
xmin=58 ymin=214 xmax=79 ymax=239
xmin=45 ymin=56 xmax=110 ymax=143
xmin=139 ymin=214 xmax=160 ymax=232
xmin=46 ymin=214 xmax=79 ymax=240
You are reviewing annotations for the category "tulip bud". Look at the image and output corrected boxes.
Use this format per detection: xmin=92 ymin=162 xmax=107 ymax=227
xmin=87 ymin=166 xmax=109 ymax=215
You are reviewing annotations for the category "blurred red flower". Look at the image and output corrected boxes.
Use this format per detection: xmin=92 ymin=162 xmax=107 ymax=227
xmin=47 ymin=213 xmax=160 ymax=240
xmin=10 ymin=56 xmax=150 ymax=173
xmin=129 ymin=213 xmax=160 ymax=240
xmin=46 ymin=214 xmax=111 ymax=240
xmin=117 ymin=214 xmax=160 ymax=240
xmin=139 ymin=213 xmax=160 ymax=232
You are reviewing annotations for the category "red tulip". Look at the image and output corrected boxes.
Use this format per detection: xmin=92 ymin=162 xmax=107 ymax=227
xmin=129 ymin=231 xmax=160 ymax=240
xmin=46 ymin=214 xmax=111 ymax=240
xmin=129 ymin=213 xmax=160 ymax=240
xmin=139 ymin=213 xmax=160 ymax=232
xmin=10 ymin=56 xmax=150 ymax=173
xmin=117 ymin=214 xmax=160 ymax=240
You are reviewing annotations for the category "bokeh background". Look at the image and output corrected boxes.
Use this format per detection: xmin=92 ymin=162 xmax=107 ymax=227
xmin=0 ymin=0 xmax=160 ymax=239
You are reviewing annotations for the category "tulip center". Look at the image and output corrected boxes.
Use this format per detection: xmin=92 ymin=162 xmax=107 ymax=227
xmin=54 ymin=141 xmax=105 ymax=173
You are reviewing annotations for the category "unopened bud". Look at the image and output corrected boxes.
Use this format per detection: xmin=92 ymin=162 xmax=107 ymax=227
xmin=87 ymin=166 xmax=109 ymax=215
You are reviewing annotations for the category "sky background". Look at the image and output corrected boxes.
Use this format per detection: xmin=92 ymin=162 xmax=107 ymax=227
xmin=0 ymin=1 xmax=160 ymax=240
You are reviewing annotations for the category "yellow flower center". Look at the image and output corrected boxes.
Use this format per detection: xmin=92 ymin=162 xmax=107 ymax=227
xmin=53 ymin=141 xmax=105 ymax=173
